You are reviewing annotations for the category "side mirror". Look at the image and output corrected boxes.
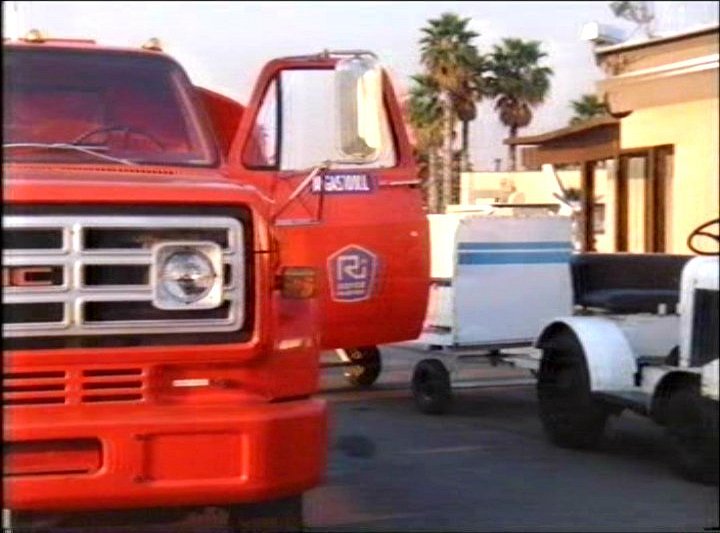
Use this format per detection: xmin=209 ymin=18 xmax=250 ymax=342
xmin=335 ymin=55 xmax=384 ymax=164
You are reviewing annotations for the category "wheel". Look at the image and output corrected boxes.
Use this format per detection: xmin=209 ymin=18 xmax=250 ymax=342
xmin=72 ymin=125 xmax=165 ymax=151
xmin=342 ymin=346 xmax=382 ymax=388
xmin=228 ymin=496 xmax=303 ymax=532
xmin=666 ymin=387 xmax=719 ymax=485
xmin=412 ymin=358 xmax=452 ymax=414
xmin=536 ymin=331 xmax=610 ymax=449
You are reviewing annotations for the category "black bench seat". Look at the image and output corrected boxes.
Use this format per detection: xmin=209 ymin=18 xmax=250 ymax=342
xmin=570 ymin=253 xmax=693 ymax=314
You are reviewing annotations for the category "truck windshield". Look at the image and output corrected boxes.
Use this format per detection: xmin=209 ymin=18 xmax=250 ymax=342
xmin=3 ymin=48 xmax=217 ymax=167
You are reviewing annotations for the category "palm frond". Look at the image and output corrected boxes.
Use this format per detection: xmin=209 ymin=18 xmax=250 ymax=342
xmin=486 ymin=38 xmax=553 ymax=130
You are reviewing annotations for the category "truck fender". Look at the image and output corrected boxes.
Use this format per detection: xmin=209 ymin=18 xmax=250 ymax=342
xmin=535 ymin=317 xmax=636 ymax=392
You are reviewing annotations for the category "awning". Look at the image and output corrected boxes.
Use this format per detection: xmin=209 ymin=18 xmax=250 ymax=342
xmin=504 ymin=116 xmax=620 ymax=167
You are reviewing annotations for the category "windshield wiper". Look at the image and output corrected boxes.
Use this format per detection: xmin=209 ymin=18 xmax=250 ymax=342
xmin=3 ymin=143 xmax=137 ymax=166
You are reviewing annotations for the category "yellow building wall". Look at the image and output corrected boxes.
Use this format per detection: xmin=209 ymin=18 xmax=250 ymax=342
xmin=459 ymin=169 xmax=614 ymax=252
xmin=460 ymin=170 xmax=582 ymax=205
xmin=620 ymin=97 xmax=720 ymax=253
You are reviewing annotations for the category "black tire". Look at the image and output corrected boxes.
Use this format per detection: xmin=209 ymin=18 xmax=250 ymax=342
xmin=343 ymin=346 xmax=382 ymax=388
xmin=666 ymin=387 xmax=719 ymax=486
xmin=536 ymin=331 xmax=610 ymax=449
xmin=229 ymin=496 xmax=303 ymax=532
xmin=412 ymin=358 xmax=452 ymax=414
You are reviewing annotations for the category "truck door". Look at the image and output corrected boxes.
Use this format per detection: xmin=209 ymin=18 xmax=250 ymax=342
xmin=228 ymin=53 xmax=429 ymax=350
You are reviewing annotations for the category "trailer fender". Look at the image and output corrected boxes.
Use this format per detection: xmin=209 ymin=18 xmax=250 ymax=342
xmin=535 ymin=317 xmax=636 ymax=392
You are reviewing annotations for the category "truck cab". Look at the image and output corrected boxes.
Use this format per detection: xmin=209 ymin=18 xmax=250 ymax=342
xmin=2 ymin=33 xmax=428 ymax=530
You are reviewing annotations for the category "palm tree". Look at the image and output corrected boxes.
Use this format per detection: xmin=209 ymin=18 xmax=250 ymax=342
xmin=406 ymin=74 xmax=443 ymax=212
xmin=453 ymin=92 xmax=475 ymax=173
xmin=419 ymin=12 xmax=480 ymax=209
xmin=569 ymin=94 xmax=609 ymax=125
xmin=487 ymin=38 xmax=553 ymax=171
xmin=453 ymin=52 xmax=488 ymax=172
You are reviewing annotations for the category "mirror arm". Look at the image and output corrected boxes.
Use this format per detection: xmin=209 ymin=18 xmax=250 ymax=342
xmin=316 ymin=168 xmax=327 ymax=222
xmin=271 ymin=161 xmax=332 ymax=222
xmin=276 ymin=50 xmax=378 ymax=62
xmin=321 ymin=49 xmax=379 ymax=60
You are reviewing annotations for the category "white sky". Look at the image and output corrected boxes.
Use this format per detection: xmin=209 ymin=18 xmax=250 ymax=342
xmin=3 ymin=1 xmax=718 ymax=169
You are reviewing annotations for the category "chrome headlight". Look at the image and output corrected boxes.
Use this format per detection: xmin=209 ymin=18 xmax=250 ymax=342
xmin=151 ymin=242 xmax=223 ymax=309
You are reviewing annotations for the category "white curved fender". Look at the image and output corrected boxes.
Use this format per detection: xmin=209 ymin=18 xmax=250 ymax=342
xmin=536 ymin=317 xmax=637 ymax=392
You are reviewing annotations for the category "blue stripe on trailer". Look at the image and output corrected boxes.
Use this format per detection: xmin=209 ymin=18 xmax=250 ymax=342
xmin=458 ymin=251 xmax=571 ymax=265
xmin=458 ymin=241 xmax=572 ymax=251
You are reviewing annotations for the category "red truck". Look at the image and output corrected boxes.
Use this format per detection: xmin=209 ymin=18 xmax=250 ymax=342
xmin=2 ymin=32 xmax=429 ymax=531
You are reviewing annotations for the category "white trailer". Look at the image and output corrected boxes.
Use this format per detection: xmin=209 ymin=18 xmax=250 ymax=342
xmin=409 ymin=207 xmax=574 ymax=413
xmin=410 ymin=209 xmax=718 ymax=485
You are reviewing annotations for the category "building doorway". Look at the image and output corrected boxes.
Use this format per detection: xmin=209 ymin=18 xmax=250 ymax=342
xmin=617 ymin=145 xmax=674 ymax=252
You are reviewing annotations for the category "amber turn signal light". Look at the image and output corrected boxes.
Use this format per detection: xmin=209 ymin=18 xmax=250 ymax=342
xmin=279 ymin=267 xmax=318 ymax=299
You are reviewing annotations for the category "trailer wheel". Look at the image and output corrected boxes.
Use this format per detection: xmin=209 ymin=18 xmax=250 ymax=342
xmin=343 ymin=346 xmax=382 ymax=388
xmin=537 ymin=331 xmax=609 ymax=449
xmin=229 ymin=496 xmax=303 ymax=532
xmin=666 ymin=387 xmax=719 ymax=486
xmin=412 ymin=358 xmax=452 ymax=414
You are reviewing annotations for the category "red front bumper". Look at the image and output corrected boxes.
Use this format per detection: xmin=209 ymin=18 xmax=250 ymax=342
xmin=3 ymin=399 xmax=327 ymax=511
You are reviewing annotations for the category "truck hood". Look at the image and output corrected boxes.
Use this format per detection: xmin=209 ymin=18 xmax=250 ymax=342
xmin=2 ymin=162 xmax=271 ymax=208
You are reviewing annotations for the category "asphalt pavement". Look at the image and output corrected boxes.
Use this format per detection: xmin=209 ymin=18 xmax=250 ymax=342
xmin=305 ymin=344 xmax=720 ymax=532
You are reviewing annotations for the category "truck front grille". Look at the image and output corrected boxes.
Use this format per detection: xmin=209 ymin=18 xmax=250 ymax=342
xmin=690 ymin=288 xmax=719 ymax=367
xmin=3 ymin=367 xmax=147 ymax=406
xmin=3 ymin=206 xmax=253 ymax=350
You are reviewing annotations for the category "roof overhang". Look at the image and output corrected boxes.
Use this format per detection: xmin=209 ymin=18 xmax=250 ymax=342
xmin=505 ymin=116 xmax=619 ymax=145
xmin=505 ymin=117 xmax=620 ymax=166
xmin=598 ymin=53 xmax=718 ymax=113
xmin=593 ymin=24 xmax=719 ymax=114
xmin=595 ymin=23 xmax=719 ymax=58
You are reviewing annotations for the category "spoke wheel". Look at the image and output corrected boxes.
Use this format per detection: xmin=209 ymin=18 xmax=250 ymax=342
xmin=342 ymin=346 xmax=382 ymax=388
xmin=686 ymin=217 xmax=720 ymax=256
